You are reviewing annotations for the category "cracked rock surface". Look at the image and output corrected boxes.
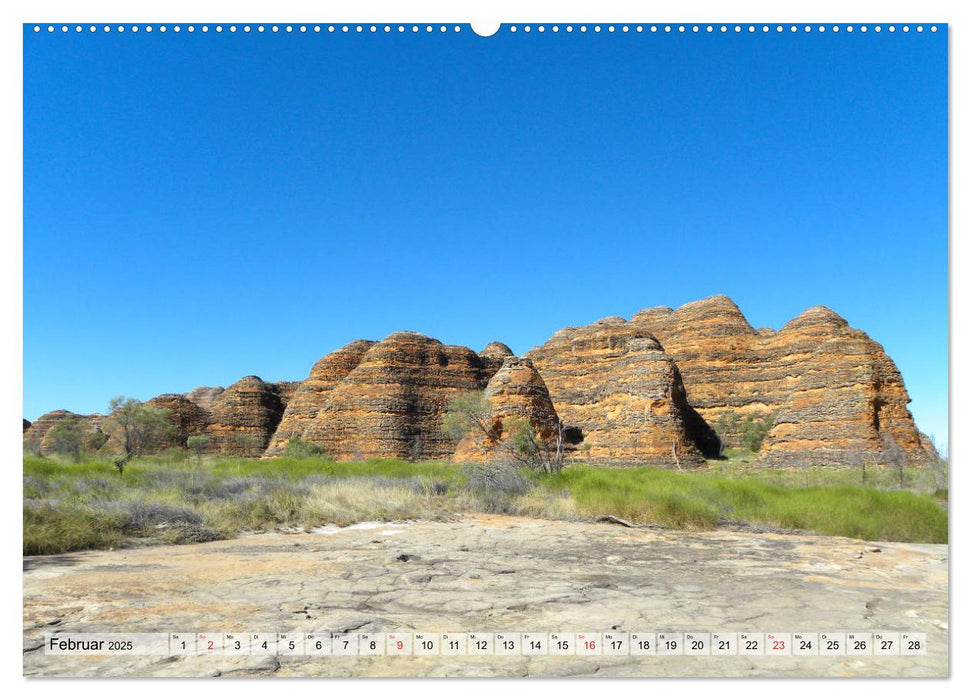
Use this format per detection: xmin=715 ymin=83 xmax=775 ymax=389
xmin=23 ymin=515 xmax=947 ymax=677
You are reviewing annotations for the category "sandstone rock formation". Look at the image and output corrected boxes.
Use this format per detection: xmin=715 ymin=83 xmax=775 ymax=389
xmin=269 ymin=381 xmax=301 ymax=406
xmin=23 ymin=410 xmax=106 ymax=455
xmin=203 ymin=376 xmax=289 ymax=456
xmin=298 ymin=332 xmax=498 ymax=460
xmin=453 ymin=356 xmax=562 ymax=462
xmin=184 ymin=386 xmax=225 ymax=412
xmin=479 ymin=341 xmax=515 ymax=373
xmin=627 ymin=296 xmax=933 ymax=467
xmin=756 ymin=325 xmax=931 ymax=468
xmin=264 ymin=340 xmax=377 ymax=456
xmin=525 ymin=317 xmax=718 ymax=468
xmin=145 ymin=394 xmax=209 ymax=450
xmin=26 ymin=295 xmax=934 ymax=469
xmin=23 ymin=418 xmax=31 ymax=433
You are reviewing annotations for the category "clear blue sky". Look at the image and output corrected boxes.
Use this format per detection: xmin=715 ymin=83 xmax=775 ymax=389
xmin=23 ymin=25 xmax=948 ymax=450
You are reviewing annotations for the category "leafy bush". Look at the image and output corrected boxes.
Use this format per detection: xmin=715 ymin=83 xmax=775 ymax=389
xmin=283 ymin=436 xmax=333 ymax=460
xmin=711 ymin=411 xmax=775 ymax=453
xmin=740 ymin=415 xmax=774 ymax=452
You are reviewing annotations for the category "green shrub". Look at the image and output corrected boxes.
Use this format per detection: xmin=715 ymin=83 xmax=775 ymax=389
xmin=282 ymin=436 xmax=333 ymax=460
xmin=740 ymin=415 xmax=774 ymax=452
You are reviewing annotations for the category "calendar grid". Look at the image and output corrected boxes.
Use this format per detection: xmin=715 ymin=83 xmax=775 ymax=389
xmin=44 ymin=632 xmax=928 ymax=657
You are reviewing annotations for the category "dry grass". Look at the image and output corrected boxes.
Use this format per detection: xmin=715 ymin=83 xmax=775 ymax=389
xmin=23 ymin=455 xmax=948 ymax=554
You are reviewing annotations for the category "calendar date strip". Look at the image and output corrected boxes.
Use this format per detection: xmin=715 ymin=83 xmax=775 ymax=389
xmin=44 ymin=631 xmax=928 ymax=657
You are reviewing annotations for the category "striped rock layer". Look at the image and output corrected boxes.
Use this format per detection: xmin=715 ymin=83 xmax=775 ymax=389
xmin=627 ymin=296 xmax=934 ymax=467
xmin=525 ymin=317 xmax=720 ymax=468
xmin=452 ymin=356 xmax=562 ymax=463
xmin=25 ymin=296 xmax=935 ymax=469
xmin=297 ymin=333 xmax=500 ymax=460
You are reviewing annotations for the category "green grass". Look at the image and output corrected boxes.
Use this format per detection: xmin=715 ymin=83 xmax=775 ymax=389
xmin=23 ymin=454 xmax=948 ymax=555
xmin=538 ymin=465 xmax=948 ymax=543
xmin=23 ymin=501 xmax=126 ymax=555
xmin=206 ymin=456 xmax=463 ymax=481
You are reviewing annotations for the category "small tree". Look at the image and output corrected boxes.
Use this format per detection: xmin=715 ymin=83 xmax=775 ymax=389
xmin=233 ymin=433 xmax=265 ymax=455
xmin=46 ymin=416 xmax=84 ymax=462
xmin=847 ymin=439 xmax=868 ymax=485
xmin=880 ymin=433 xmax=908 ymax=488
xmin=712 ymin=410 xmax=740 ymax=453
xmin=503 ymin=417 xmax=566 ymax=475
xmin=409 ymin=433 xmax=423 ymax=463
xmin=103 ymin=396 xmax=172 ymax=473
xmin=187 ymin=434 xmax=210 ymax=461
xmin=444 ymin=391 xmax=565 ymax=474
xmin=23 ymin=436 xmax=42 ymax=457
xmin=442 ymin=391 xmax=495 ymax=442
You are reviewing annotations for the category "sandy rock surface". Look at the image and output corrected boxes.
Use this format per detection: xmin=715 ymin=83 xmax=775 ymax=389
xmin=23 ymin=515 xmax=947 ymax=677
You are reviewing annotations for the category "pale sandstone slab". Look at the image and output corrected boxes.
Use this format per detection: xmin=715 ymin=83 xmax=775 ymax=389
xmin=23 ymin=515 xmax=946 ymax=678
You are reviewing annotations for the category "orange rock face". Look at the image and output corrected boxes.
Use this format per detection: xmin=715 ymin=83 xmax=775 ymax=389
xmin=264 ymin=340 xmax=377 ymax=456
xmin=290 ymin=332 xmax=498 ymax=460
xmin=525 ymin=317 xmax=718 ymax=468
xmin=479 ymin=341 xmax=515 ymax=373
xmin=453 ymin=357 xmax=562 ymax=463
xmin=184 ymin=386 xmax=225 ymax=412
xmin=628 ymin=297 xmax=933 ymax=467
xmin=23 ymin=409 xmax=106 ymax=455
xmin=203 ymin=376 xmax=289 ymax=457
xmin=27 ymin=295 xmax=935 ymax=469
xmin=145 ymin=394 xmax=209 ymax=450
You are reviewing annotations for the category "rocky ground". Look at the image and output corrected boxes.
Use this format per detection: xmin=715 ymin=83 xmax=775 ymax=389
xmin=23 ymin=515 xmax=948 ymax=677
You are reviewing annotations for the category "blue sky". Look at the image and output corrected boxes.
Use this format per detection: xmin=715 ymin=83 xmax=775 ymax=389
xmin=23 ymin=24 xmax=948 ymax=449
